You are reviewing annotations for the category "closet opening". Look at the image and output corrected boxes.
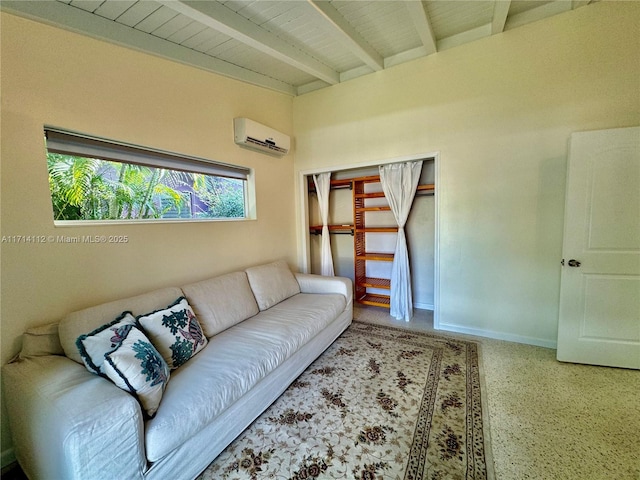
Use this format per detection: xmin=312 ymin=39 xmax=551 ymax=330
xmin=302 ymin=155 xmax=438 ymax=322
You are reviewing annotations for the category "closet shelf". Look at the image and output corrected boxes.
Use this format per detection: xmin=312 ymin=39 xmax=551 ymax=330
xmin=308 ymin=177 xmax=353 ymax=194
xmin=355 ymin=206 xmax=391 ymax=212
xmin=355 ymin=227 xmax=398 ymax=233
xmin=354 ymin=191 xmax=386 ymax=199
xmin=357 ymin=293 xmax=391 ymax=308
xmin=309 ymin=224 xmax=354 ymax=235
xmin=355 ymin=252 xmax=394 ymax=261
xmin=308 ymin=226 xmax=398 ymax=235
xmin=330 ymin=178 xmax=354 ymax=189
xmin=354 ymin=183 xmax=434 ymax=199
xmin=358 ymin=277 xmax=391 ymax=289
xmin=417 ymin=184 xmax=435 ymax=193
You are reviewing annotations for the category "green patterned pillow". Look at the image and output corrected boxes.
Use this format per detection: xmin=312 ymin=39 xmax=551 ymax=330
xmin=76 ymin=311 xmax=137 ymax=376
xmin=137 ymin=297 xmax=208 ymax=369
xmin=103 ymin=325 xmax=170 ymax=418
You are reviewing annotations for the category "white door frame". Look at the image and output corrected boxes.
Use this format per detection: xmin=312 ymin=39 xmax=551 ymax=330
xmin=295 ymin=151 xmax=441 ymax=325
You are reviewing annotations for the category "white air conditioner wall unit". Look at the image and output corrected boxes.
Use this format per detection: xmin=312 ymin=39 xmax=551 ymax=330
xmin=233 ymin=118 xmax=290 ymax=156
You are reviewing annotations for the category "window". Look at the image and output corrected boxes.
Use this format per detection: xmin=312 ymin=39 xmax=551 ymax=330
xmin=45 ymin=127 xmax=252 ymax=223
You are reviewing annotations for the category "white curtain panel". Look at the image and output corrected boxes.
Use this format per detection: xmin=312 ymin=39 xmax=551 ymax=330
xmin=313 ymin=172 xmax=335 ymax=276
xmin=379 ymin=161 xmax=423 ymax=321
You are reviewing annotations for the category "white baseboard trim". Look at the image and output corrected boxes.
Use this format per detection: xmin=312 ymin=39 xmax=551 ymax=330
xmin=437 ymin=323 xmax=558 ymax=349
xmin=414 ymin=302 xmax=434 ymax=311
xmin=1 ymin=448 xmax=16 ymax=469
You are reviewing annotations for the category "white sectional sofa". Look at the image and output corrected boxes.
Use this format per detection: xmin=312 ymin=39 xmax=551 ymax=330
xmin=3 ymin=260 xmax=352 ymax=480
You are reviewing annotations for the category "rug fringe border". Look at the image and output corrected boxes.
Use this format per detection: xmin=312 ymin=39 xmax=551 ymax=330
xmin=352 ymin=318 xmax=497 ymax=480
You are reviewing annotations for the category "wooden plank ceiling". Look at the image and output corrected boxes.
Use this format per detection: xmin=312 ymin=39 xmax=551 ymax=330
xmin=2 ymin=0 xmax=595 ymax=96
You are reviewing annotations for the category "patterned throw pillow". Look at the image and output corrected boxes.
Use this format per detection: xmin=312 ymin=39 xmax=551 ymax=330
xmin=76 ymin=311 xmax=137 ymax=376
xmin=103 ymin=325 xmax=170 ymax=418
xmin=137 ymin=297 xmax=208 ymax=369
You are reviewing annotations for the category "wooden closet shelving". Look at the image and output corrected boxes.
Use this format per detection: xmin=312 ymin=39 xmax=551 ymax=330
xmin=309 ymin=175 xmax=434 ymax=309
xmin=308 ymin=224 xmax=354 ymax=235
xmin=353 ymin=176 xmax=394 ymax=307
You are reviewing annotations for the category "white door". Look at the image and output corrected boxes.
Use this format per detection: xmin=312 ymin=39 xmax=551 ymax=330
xmin=557 ymin=126 xmax=640 ymax=369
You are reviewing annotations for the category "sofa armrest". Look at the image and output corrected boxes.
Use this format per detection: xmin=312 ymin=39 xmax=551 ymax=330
xmin=3 ymin=356 xmax=147 ymax=480
xmin=294 ymin=273 xmax=353 ymax=307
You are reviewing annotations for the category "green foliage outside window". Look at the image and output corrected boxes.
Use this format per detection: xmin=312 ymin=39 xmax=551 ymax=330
xmin=47 ymin=153 xmax=245 ymax=221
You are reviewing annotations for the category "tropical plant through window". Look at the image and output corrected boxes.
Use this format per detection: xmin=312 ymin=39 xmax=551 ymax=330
xmin=47 ymin=153 xmax=246 ymax=221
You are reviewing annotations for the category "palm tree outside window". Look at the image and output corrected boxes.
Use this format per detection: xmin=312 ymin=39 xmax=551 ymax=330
xmin=45 ymin=128 xmax=250 ymax=223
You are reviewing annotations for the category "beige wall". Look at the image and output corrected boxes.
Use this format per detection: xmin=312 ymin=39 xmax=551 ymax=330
xmin=0 ymin=13 xmax=294 ymax=457
xmin=293 ymin=3 xmax=639 ymax=344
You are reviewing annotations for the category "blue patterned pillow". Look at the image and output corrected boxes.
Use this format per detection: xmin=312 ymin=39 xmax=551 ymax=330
xmin=76 ymin=311 xmax=137 ymax=376
xmin=137 ymin=297 xmax=207 ymax=369
xmin=103 ymin=325 xmax=170 ymax=418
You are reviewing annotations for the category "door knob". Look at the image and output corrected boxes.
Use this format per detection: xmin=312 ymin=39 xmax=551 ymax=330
xmin=567 ymin=259 xmax=581 ymax=267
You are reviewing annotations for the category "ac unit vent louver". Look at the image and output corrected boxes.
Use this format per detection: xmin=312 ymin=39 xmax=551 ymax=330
xmin=245 ymin=136 xmax=289 ymax=155
xmin=234 ymin=118 xmax=290 ymax=156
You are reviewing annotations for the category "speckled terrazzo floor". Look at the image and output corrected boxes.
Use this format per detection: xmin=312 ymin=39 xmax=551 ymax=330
xmin=355 ymin=305 xmax=640 ymax=480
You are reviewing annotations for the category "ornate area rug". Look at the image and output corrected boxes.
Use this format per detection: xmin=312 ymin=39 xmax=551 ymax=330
xmin=198 ymin=320 xmax=493 ymax=480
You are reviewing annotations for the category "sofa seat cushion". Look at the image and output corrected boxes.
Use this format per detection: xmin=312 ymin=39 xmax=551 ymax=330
xmin=144 ymin=292 xmax=346 ymax=462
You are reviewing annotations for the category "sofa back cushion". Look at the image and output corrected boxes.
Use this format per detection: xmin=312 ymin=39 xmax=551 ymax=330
xmin=245 ymin=260 xmax=300 ymax=311
xmin=182 ymin=272 xmax=259 ymax=337
xmin=59 ymin=287 xmax=183 ymax=364
xmin=18 ymin=322 xmax=64 ymax=360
